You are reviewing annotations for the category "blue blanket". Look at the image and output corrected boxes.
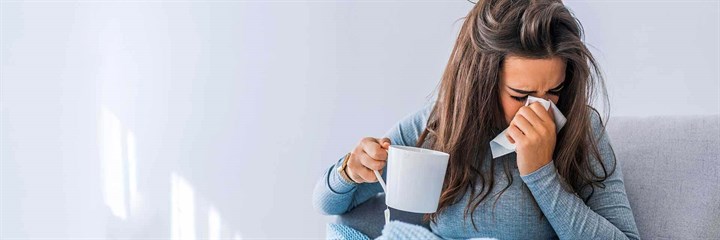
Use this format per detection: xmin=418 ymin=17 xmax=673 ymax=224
xmin=326 ymin=221 xmax=497 ymax=240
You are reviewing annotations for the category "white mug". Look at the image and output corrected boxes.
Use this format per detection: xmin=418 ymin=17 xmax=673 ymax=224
xmin=382 ymin=145 xmax=450 ymax=214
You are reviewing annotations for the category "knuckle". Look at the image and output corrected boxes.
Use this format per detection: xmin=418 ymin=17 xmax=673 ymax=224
xmin=518 ymin=107 xmax=530 ymax=116
xmin=508 ymin=125 xmax=516 ymax=132
xmin=527 ymin=134 xmax=536 ymax=142
xmin=369 ymin=149 xmax=382 ymax=159
xmin=348 ymin=157 xmax=360 ymax=169
xmin=528 ymin=107 xmax=538 ymax=115
xmin=536 ymin=126 xmax=546 ymax=135
xmin=528 ymin=104 xmax=538 ymax=111
xmin=352 ymin=147 xmax=362 ymax=156
xmin=374 ymin=149 xmax=388 ymax=159
xmin=375 ymin=160 xmax=387 ymax=169
xmin=363 ymin=155 xmax=380 ymax=168
xmin=359 ymin=154 xmax=371 ymax=166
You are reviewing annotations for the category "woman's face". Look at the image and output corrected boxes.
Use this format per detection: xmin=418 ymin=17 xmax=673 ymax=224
xmin=498 ymin=55 xmax=566 ymax=125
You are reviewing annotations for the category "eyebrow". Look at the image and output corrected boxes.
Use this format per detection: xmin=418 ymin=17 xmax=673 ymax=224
xmin=507 ymin=81 xmax=565 ymax=95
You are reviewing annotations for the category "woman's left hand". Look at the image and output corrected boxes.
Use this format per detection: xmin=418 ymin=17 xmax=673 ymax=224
xmin=505 ymin=102 xmax=557 ymax=176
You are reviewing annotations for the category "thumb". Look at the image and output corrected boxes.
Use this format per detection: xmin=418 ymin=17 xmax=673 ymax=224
xmin=379 ymin=137 xmax=391 ymax=149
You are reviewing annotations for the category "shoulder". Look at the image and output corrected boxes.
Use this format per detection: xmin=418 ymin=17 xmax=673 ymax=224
xmin=588 ymin=106 xmax=612 ymax=154
xmin=586 ymin=106 xmax=619 ymax=179
xmin=382 ymin=101 xmax=435 ymax=147
xmin=589 ymin=106 xmax=606 ymax=139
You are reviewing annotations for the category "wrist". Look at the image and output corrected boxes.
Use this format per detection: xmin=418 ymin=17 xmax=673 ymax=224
xmin=517 ymin=153 xmax=553 ymax=176
xmin=520 ymin=158 xmax=554 ymax=177
xmin=337 ymin=152 xmax=358 ymax=184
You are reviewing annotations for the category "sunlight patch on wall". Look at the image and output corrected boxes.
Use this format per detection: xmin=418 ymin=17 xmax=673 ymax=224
xmin=208 ymin=206 xmax=221 ymax=240
xmin=127 ymin=131 xmax=138 ymax=204
xmin=99 ymin=106 xmax=141 ymax=220
xmin=171 ymin=172 xmax=196 ymax=240
xmin=100 ymin=107 xmax=127 ymax=220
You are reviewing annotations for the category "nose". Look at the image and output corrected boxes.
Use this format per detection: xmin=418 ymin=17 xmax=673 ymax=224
xmin=532 ymin=94 xmax=550 ymax=101
xmin=538 ymin=93 xmax=551 ymax=100
xmin=534 ymin=93 xmax=557 ymax=104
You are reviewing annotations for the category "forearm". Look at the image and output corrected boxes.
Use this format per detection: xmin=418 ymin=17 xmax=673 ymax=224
xmin=521 ymin=162 xmax=640 ymax=240
xmin=312 ymin=155 xmax=383 ymax=215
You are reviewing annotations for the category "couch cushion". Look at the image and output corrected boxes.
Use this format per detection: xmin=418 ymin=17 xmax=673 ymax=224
xmin=606 ymin=115 xmax=719 ymax=239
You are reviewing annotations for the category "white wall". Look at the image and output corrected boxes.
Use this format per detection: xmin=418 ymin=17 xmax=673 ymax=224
xmin=1 ymin=1 xmax=717 ymax=239
xmin=570 ymin=1 xmax=720 ymax=117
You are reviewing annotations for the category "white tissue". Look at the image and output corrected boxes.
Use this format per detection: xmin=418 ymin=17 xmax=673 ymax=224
xmin=489 ymin=96 xmax=567 ymax=159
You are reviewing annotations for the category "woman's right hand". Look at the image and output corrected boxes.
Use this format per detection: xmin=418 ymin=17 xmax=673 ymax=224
xmin=345 ymin=137 xmax=391 ymax=184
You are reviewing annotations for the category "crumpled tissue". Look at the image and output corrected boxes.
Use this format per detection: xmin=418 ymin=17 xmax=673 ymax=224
xmin=489 ymin=95 xmax=566 ymax=159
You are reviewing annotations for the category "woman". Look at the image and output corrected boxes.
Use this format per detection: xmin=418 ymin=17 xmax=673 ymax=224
xmin=313 ymin=0 xmax=640 ymax=239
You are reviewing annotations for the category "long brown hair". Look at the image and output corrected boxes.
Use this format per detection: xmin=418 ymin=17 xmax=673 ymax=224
xmin=417 ymin=0 xmax=614 ymax=229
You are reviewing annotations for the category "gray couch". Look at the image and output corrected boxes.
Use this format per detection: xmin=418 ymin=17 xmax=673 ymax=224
xmin=336 ymin=115 xmax=720 ymax=239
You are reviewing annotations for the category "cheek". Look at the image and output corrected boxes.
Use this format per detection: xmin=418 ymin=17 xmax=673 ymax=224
xmin=549 ymin=95 xmax=560 ymax=105
xmin=500 ymin=96 xmax=523 ymax=124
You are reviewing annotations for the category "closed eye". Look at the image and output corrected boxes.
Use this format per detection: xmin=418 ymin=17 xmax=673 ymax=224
xmin=511 ymin=95 xmax=528 ymax=102
xmin=510 ymin=90 xmax=561 ymax=102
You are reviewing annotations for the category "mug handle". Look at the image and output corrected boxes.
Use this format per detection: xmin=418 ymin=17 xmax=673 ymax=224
xmin=374 ymin=149 xmax=391 ymax=224
xmin=373 ymin=148 xmax=389 ymax=192
xmin=373 ymin=170 xmax=387 ymax=192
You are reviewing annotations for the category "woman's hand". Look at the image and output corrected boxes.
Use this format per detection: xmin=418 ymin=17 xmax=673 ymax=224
xmin=346 ymin=137 xmax=391 ymax=183
xmin=505 ymin=102 xmax=557 ymax=176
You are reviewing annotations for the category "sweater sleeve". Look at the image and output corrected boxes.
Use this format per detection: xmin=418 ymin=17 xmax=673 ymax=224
xmin=520 ymin=110 xmax=641 ymax=239
xmin=312 ymin=101 xmax=435 ymax=215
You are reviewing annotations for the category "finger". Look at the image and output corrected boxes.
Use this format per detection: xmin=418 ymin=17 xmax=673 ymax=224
xmin=512 ymin=114 xmax=536 ymax=137
xmin=505 ymin=130 xmax=515 ymax=144
xmin=522 ymin=105 xmax=551 ymax=136
xmin=356 ymin=167 xmax=377 ymax=183
xmin=345 ymin=156 xmax=363 ymax=183
xmin=347 ymin=169 xmax=364 ymax=183
xmin=378 ymin=138 xmax=392 ymax=150
xmin=528 ymin=102 xmax=552 ymax=124
xmin=362 ymin=140 xmax=389 ymax=160
xmin=530 ymin=103 xmax=557 ymax=133
xmin=506 ymin=123 xmax=525 ymax=145
xmin=517 ymin=105 xmax=544 ymax=127
xmin=359 ymin=152 xmax=386 ymax=171
xmin=347 ymin=158 xmax=375 ymax=183
xmin=345 ymin=160 xmax=364 ymax=183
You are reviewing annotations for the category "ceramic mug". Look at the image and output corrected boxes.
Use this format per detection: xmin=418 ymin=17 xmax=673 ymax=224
xmin=382 ymin=145 xmax=450 ymax=214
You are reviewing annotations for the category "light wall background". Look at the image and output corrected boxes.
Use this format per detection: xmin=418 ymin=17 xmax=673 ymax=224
xmin=1 ymin=0 xmax=718 ymax=239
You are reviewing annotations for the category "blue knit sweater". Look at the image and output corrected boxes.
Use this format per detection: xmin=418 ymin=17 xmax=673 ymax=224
xmin=313 ymin=101 xmax=640 ymax=239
